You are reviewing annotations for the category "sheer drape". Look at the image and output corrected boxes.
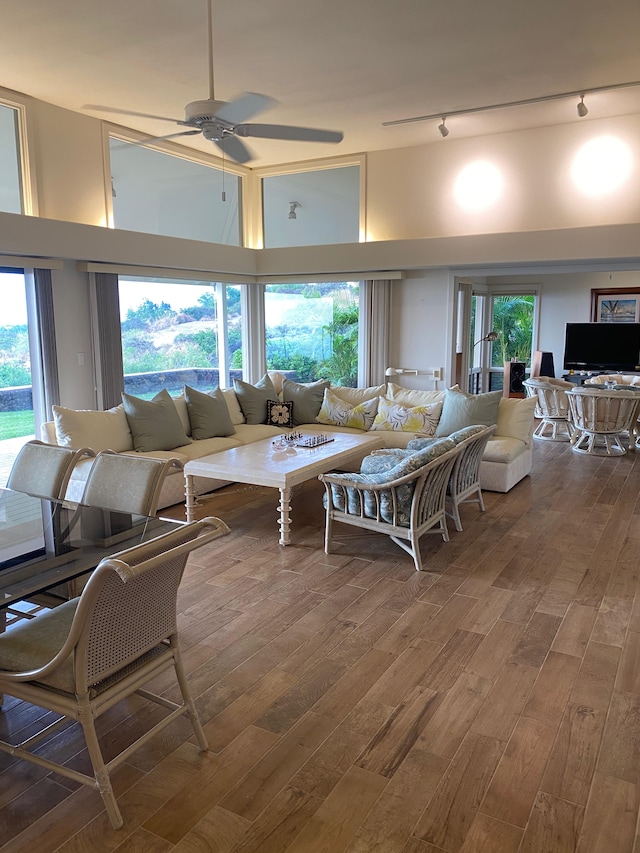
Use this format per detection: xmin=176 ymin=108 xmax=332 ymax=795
xmin=358 ymin=279 xmax=391 ymax=387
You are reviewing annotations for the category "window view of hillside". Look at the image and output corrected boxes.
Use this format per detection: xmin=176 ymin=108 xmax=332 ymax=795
xmin=0 ymin=271 xmax=34 ymax=444
xmin=265 ymin=282 xmax=359 ymax=386
xmin=119 ymin=280 xmax=242 ymax=396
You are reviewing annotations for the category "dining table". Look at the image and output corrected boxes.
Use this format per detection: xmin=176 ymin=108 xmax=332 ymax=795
xmin=0 ymin=487 xmax=181 ymax=611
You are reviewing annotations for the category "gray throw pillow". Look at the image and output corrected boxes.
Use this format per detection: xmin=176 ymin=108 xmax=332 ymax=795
xmin=435 ymin=388 xmax=502 ymax=437
xmin=233 ymin=375 xmax=278 ymax=424
xmin=282 ymin=378 xmax=330 ymax=426
xmin=184 ymin=385 xmax=235 ymax=440
xmin=121 ymin=389 xmax=191 ymax=452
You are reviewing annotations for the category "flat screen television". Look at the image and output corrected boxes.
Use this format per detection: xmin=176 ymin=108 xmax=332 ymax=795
xmin=563 ymin=322 xmax=640 ymax=372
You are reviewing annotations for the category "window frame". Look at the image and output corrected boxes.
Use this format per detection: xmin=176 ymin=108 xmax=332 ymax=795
xmin=253 ymin=154 xmax=366 ymax=249
xmin=0 ymin=90 xmax=38 ymax=216
xmin=103 ymin=124 xmax=249 ymax=244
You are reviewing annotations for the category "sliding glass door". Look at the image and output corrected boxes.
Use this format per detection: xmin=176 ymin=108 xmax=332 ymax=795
xmin=0 ymin=270 xmax=35 ymax=484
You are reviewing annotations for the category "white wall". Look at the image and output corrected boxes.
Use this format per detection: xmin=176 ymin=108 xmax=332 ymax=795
xmin=367 ymin=114 xmax=640 ymax=241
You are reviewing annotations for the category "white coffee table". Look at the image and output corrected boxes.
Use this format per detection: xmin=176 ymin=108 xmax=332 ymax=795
xmin=184 ymin=432 xmax=384 ymax=545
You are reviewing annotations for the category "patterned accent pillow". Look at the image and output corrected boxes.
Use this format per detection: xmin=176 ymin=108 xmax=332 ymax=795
xmin=267 ymin=400 xmax=294 ymax=428
xmin=316 ymin=388 xmax=379 ymax=430
xmin=370 ymin=396 xmax=443 ymax=435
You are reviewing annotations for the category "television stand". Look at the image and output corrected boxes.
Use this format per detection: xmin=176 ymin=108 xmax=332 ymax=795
xmin=562 ymin=373 xmax=601 ymax=386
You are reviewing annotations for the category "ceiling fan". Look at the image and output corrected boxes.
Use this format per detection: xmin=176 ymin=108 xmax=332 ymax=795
xmin=86 ymin=0 xmax=343 ymax=164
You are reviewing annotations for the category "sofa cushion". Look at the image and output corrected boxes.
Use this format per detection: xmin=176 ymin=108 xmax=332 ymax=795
xmin=231 ymin=423 xmax=288 ymax=443
xmin=52 ymin=404 xmax=134 ymax=452
xmin=386 ymin=383 xmax=447 ymax=407
xmin=329 ymin=384 xmax=386 ymax=405
xmin=282 ymin=378 xmax=330 ymax=426
xmin=482 ymin=436 xmax=526 ymax=464
xmin=233 ymin=375 xmax=279 ymax=425
xmin=370 ymin=396 xmax=442 ymax=435
xmin=317 ymin=388 xmax=379 ymax=430
xmin=122 ymin=389 xmax=192 ymax=452
xmin=155 ymin=436 xmax=241 ymax=461
xmin=495 ymin=396 xmax=537 ymax=445
xmin=184 ymin=385 xmax=235 ymax=440
xmin=435 ymin=388 xmax=502 ymax=437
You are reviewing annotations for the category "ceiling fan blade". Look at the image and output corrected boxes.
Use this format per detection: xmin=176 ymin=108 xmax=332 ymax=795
xmin=214 ymin=134 xmax=254 ymax=164
xmin=235 ymin=124 xmax=344 ymax=143
xmin=83 ymin=104 xmax=186 ymax=125
xmin=215 ymin=92 xmax=276 ymax=125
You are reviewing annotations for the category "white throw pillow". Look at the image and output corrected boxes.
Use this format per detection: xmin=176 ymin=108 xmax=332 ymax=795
xmin=495 ymin=396 xmax=537 ymax=444
xmin=316 ymin=388 xmax=379 ymax=429
xmin=370 ymin=396 xmax=443 ymax=435
xmin=172 ymin=392 xmax=192 ymax=436
xmin=386 ymin=382 xmax=446 ymax=407
xmin=53 ymin=404 xmax=134 ymax=452
xmin=221 ymin=388 xmax=246 ymax=425
xmin=329 ymin=384 xmax=386 ymax=405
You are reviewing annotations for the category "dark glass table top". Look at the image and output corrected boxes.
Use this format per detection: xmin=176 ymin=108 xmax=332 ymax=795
xmin=0 ymin=488 xmax=181 ymax=609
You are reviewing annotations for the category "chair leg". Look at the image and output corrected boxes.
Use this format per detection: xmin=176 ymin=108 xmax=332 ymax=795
xmin=173 ymin=649 xmax=208 ymax=752
xmin=450 ymin=499 xmax=463 ymax=533
xmin=409 ymin=530 xmax=423 ymax=572
xmin=324 ymin=510 xmax=333 ymax=554
xmin=78 ymin=702 xmax=123 ymax=830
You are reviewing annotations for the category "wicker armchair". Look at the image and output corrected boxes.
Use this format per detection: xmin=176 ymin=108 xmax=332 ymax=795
xmin=319 ymin=438 xmax=460 ymax=572
xmin=567 ymin=387 xmax=640 ymax=456
xmin=0 ymin=516 xmax=230 ymax=830
xmin=444 ymin=425 xmax=495 ymax=531
xmin=523 ymin=377 xmax=574 ymax=441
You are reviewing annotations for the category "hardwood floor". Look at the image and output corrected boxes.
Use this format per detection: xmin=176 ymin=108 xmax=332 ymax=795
xmin=1 ymin=437 xmax=639 ymax=852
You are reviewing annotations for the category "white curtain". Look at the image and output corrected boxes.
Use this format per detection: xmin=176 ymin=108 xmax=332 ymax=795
xmin=358 ymin=279 xmax=392 ymax=387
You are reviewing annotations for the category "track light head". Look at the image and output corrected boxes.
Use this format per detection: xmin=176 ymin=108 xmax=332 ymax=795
xmin=438 ymin=117 xmax=449 ymax=138
xmin=577 ymin=95 xmax=588 ymax=117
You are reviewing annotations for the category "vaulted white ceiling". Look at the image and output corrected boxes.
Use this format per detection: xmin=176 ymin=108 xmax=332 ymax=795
xmin=2 ymin=0 xmax=640 ymax=167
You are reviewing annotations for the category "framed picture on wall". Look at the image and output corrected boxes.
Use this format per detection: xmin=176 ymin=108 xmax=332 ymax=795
xmin=591 ymin=287 xmax=640 ymax=323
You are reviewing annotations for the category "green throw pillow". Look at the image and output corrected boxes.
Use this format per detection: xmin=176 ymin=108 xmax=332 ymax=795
xmin=121 ymin=389 xmax=191 ymax=452
xmin=233 ymin=375 xmax=278 ymax=425
xmin=282 ymin=378 xmax=330 ymax=426
xmin=435 ymin=388 xmax=502 ymax=437
xmin=184 ymin=385 xmax=235 ymax=440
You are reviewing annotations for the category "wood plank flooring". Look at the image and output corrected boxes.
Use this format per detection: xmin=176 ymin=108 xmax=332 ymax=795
xmin=1 ymin=437 xmax=640 ymax=852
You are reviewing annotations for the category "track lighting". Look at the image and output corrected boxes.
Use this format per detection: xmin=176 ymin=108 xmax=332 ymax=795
xmin=288 ymin=201 xmax=301 ymax=220
xmin=382 ymin=79 xmax=640 ymax=134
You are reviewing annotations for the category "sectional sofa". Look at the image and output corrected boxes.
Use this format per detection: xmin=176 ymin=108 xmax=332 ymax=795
xmin=41 ymin=374 xmax=537 ymax=510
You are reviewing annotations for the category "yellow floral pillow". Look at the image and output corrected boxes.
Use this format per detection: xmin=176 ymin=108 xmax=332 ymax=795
xmin=316 ymin=388 xmax=379 ymax=429
xmin=370 ymin=396 xmax=443 ymax=435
